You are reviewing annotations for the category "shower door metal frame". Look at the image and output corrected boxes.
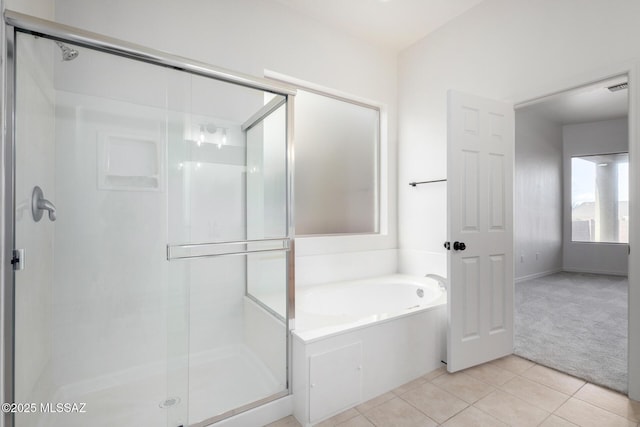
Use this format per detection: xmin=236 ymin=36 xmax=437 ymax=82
xmin=1 ymin=10 xmax=296 ymax=427
xmin=1 ymin=20 xmax=16 ymax=427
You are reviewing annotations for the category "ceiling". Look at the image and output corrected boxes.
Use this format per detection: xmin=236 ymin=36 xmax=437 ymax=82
xmin=270 ymin=1 xmax=628 ymax=124
xmin=272 ymin=0 xmax=485 ymax=51
xmin=518 ymin=76 xmax=629 ymax=125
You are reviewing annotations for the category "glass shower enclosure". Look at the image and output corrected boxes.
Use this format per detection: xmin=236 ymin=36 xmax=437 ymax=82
xmin=2 ymin=11 xmax=294 ymax=427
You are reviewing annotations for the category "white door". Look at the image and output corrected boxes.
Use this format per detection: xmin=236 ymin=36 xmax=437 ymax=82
xmin=446 ymin=90 xmax=514 ymax=372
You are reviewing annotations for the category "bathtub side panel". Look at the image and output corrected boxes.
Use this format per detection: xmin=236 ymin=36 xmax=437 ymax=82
xmin=295 ymin=304 xmax=446 ymax=425
xmin=292 ymin=335 xmax=311 ymax=426
xmin=359 ymin=306 xmax=446 ymax=400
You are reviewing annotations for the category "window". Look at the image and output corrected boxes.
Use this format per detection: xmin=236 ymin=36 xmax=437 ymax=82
xmin=571 ymin=153 xmax=628 ymax=243
xmin=293 ymin=88 xmax=380 ymax=235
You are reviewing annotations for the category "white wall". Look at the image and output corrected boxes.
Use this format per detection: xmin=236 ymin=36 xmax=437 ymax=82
xmin=398 ymin=0 xmax=640 ymax=398
xmin=398 ymin=0 xmax=640 ymax=275
xmin=514 ymin=109 xmax=563 ymax=281
xmin=563 ymin=118 xmax=629 ymax=275
xmin=5 ymin=0 xmax=53 ymax=17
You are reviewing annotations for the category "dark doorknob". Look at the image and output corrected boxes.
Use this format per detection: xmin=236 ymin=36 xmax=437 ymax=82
xmin=453 ymin=241 xmax=466 ymax=251
xmin=444 ymin=241 xmax=451 ymax=250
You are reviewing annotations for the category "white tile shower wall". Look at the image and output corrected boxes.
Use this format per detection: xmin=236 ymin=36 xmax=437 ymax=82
xmin=243 ymin=298 xmax=287 ymax=388
xmin=53 ymin=92 xmax=170 ymax=386
xmin=398 ymin=0 xmax=640 ymax=398
xmin=52 ymin=91 xmax=248 ymax=389
xmin=181 ymin=131 xmax=250 ymax=351
xmin=186 ymin=251 xmax=246 ymax=355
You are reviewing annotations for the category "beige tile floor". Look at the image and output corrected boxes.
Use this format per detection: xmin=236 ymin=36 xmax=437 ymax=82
xmin=267 ymin=355 xmax=640 ymax=427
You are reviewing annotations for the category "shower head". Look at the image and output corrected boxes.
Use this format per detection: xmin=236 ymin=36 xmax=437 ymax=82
xmin=55 ymin=41 xmax=79 ymax=61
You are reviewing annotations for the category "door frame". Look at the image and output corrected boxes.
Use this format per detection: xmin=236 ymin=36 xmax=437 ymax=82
xmin=513 ymin=63 xmax=640 ymax=400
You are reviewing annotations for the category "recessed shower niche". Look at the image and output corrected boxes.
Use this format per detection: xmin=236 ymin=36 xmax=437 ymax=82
xmin=98 ymin=132 xmax=163 ymax=191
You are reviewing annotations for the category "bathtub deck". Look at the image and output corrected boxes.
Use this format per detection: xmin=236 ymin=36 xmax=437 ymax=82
xmin=292 ymin=296 xmax=447 ymax=425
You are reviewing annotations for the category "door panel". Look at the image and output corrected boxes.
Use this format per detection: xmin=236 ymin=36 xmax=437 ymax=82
xmin=447 ymin=90 xmax=514 ymax=372
xmin=13 ymin=33 xmax=56 ymax=427
xmin=13 ymin=34 xmax=187 ymax=427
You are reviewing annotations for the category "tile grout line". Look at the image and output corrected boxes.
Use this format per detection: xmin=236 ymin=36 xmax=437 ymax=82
xmin=572 ymin=381 xmax=588 ymax=397
xmin=357 ymin=410 xmax=373 ymax=427
xmin=519 ymin=363 xmax=588 ymax=396
xmin=312 ymin=356 xmax=636 ymax=427
xmin=507 ymin=362 xmax=583 ymax=422
xmin=396 ymin=381 xmax=466 ymax=426
xmin=546 ymin=411 xmax=579 ymax=427
xmin=558 ymin=395 xmax=640 ymax=425
xmin=536 ymin=412 xmax=554 ymax=427
xmin=468 ymin=402 xmax=512 ymax=426
xmin=439 ymin=360 xmax=578 ymax=426
xmin=494 ymin=375 xmax=570 ymax=414
xmin=398 ymin=381 xmax=469 ymax=425
xmin=570 ymin=384 xmax=640 ymax=423
xmin=511 ymin=361 xmax=639 ymax=425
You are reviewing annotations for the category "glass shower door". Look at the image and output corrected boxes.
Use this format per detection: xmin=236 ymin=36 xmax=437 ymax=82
xmin=10 ymin=27 xmax=291 ymax=427
xmin=166 ymin=76 xmax=290 ymax=425
xmin=12 ymin=33 xmax=190 ymax=427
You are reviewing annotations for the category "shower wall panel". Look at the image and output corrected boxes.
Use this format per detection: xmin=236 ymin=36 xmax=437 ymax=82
xmin=52 ymin=92 xmax=169 ymax=386
xmin=51 ymin=91 xmax=257 ymax=386
xmin=183 ymin=161 xmax=247 ymax=355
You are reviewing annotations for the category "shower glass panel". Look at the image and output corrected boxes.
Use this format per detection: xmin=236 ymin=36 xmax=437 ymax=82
xmin=245 ymin=100 xmax=288 ymax=317
xmin=167 ymin=74 xmax=289 ymax=425
xmin=11 ymin=30 xmax=290 ymax=427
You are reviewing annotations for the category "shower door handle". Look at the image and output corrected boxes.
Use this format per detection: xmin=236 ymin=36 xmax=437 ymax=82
xmin=32 ymin=186 xmax=56 ymax=222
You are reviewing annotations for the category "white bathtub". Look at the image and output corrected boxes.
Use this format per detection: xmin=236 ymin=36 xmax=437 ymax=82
xmin=292 ymin=274 xmax=447 ymax=425
xmin=294 ymin=274 xmax=446 ymax=341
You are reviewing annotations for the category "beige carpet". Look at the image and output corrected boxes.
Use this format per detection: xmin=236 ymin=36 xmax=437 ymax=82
xmin=514 ymin=272 xmax=627 ymax=393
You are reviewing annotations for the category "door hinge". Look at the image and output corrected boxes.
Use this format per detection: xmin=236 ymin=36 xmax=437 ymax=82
xmin=11 ymin=249 xmax=24 ymax=271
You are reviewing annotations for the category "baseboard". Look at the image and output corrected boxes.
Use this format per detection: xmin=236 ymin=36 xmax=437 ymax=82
xmin=515 ymin=268 xmax=562 ymax=283
xmin=562 ymin=267 xmax=628 ymax=277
